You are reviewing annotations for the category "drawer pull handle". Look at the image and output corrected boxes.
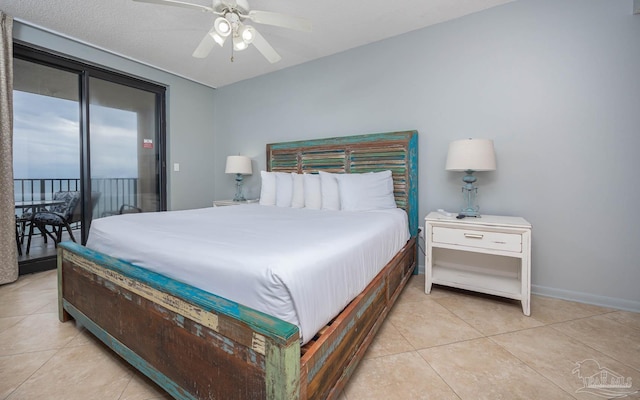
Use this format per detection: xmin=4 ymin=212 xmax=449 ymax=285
xmin=464 ymin=233 xmax=484 ymax=239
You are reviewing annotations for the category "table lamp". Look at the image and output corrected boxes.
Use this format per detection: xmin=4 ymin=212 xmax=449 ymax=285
xmin=225 ymin=155 xmax=253 ymax=201
xmin=445 ymin=138 xmax=496 ymax=217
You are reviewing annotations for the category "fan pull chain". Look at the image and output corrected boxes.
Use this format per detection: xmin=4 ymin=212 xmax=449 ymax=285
xmin=230 ymin=39 xmax=235 ymax=62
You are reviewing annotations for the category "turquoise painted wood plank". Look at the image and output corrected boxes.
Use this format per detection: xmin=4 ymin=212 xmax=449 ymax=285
xmin=407 ymin=132 xmax=419 ymax=238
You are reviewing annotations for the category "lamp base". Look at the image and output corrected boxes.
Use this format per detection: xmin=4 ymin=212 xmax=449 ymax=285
xmin=460 ymin=208 xmax=481 ymax=218
xmin=459 ymin=170 xmax=481 ymax=217
xmin=233 ymin=173 xmax=246 ymax=202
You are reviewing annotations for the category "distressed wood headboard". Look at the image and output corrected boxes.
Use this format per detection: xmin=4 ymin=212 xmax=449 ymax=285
xmin=266 ymin=131 xmax=419 ymax=237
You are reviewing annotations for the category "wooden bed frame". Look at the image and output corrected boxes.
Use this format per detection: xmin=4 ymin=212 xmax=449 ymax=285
xmin=57 ymin=130 xmax=419 ymax=400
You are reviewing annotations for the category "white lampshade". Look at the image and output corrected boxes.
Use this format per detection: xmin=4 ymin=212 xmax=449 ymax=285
xmin=445 ymin=139 xmax=497 ymax=172
xmin=225 ymin=155 xmax=253 ymax=175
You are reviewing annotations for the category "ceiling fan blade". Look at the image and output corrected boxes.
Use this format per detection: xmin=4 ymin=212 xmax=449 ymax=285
xmin=246 ymin=10 xmax=312 ymax=32
xmin=251 ymin=29 xmax=281 ymax=63
xmin=133 ymin=0 xmax=214 ymax=13
xmin=192 ymin=30 xmax=216 ymax=58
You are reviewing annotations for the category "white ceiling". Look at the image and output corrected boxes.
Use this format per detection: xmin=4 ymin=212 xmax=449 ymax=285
xmin=1 ymin=0 xmax=514 ymax=88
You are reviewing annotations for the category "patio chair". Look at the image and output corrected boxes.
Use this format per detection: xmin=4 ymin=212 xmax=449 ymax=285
xmin=15 ymin=198 xmax=71 ymax=246
xmin=15 ymin=213 xmax=33 ymax=248
xmin=26 ymin=191 xmax=81 ymax=254
xmin=15 ymin=216 xmax=22 ymax=256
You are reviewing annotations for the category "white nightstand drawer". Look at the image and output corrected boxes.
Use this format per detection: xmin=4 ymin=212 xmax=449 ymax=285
xmin=432 ymin=227 xmax=522 ymax=253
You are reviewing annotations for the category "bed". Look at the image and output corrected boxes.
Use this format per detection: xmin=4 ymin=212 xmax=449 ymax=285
xmin=57 ymin=130 xmax=419 ymax=400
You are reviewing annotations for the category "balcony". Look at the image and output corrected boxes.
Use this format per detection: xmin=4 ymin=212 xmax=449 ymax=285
xmin=14 ymin=177 xmax=139 ymax=263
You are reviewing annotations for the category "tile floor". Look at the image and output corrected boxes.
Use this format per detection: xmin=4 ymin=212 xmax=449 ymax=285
xmin=1 ymin=270 xmax=639 ymax=400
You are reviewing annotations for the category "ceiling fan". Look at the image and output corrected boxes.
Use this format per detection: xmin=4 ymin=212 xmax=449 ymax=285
xmin=133 ymin=0 xmax=312 ymax=63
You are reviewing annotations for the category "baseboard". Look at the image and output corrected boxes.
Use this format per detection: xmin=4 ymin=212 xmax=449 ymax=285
xmin=532 ymin=284 xmax=640 ymax=313
xmin=416 ymin=265 xmax=638 ymax=312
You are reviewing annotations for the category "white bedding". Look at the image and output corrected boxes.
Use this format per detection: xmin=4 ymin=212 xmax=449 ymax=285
xmin=86 ymin=205 xmax=410 ymax=344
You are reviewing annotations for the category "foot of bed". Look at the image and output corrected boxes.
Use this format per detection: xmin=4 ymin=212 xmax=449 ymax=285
xmin=59 ymin=307 xmax=72 ymax=322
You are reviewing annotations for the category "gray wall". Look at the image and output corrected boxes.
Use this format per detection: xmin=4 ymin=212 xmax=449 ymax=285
xmin=13 ymin=22 xmax=217 ymax=211
xmin=213 ymin=0 xmax=640 ymax=311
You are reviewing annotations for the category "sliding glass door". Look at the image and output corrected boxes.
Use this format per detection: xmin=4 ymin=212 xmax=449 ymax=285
xmin=89 ymin=77 xmax=162 ymax=219
xmin=12 ymin=44 xmax=166 ymax=273
xmin=13 ymin=57 xmax=82 ymax=268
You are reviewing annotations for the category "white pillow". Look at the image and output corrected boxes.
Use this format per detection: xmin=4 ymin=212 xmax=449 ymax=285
xmin=319 ymin=171 xmax=341 ymax=211
xmin=336 ymin=170 xmax=397 ymax=211
xmin=275 ymin=172 xmax=293 ymax=207
xmin=259 ymin=171 xmax=276 ymax=206
xmin=291 ymin=173 xmax=305 ymax=208
xmin=303 ymin=174 xmax=322 ymax=209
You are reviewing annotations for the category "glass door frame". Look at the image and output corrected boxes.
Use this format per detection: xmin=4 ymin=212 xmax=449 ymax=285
xmin=14 ymin=41 xmax=167 ymax=273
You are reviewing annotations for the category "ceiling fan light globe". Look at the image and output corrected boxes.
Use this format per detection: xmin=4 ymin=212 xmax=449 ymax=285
xmin=239 ymin=25 xmax=255 ymax=44
xmin=233 ymin=35 xmax=248 ymax=51
xmin=214 ymin=17 xmax=231 ymax=36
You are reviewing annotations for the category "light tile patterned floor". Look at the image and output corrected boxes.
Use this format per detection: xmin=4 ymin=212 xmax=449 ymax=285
xmin=1 ymin=270 xmax=639 ymax=400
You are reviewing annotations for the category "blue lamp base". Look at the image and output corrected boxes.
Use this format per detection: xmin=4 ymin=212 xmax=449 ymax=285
xmin=460 ymin=170 xmax=480 ymax=217
xmin=233 ymin=173 xmax=246 ymax=202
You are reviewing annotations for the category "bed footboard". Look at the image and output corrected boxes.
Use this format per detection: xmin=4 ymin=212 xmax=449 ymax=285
xmin=57 ymin=242 xmax=300 ymax=400
xmin=57 ymin=237 xmax=416 ymax=400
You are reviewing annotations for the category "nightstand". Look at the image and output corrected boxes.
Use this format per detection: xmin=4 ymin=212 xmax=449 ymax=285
xmin=212 ymin=199 xmax=258 ymax=207
xmin=425 ymin=212 xmax=532 ymax=315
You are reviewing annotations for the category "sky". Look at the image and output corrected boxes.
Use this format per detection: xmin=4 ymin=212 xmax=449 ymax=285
xmin=13 ymin=90 xmax=139 ymax=180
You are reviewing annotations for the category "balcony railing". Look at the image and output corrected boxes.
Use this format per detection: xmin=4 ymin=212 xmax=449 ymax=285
xmin=14 ymin=178 xmax=138 ymax=218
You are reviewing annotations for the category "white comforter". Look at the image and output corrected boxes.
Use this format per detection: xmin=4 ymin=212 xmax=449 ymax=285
xmin=86 ymin=205 xmax=409 ymax=344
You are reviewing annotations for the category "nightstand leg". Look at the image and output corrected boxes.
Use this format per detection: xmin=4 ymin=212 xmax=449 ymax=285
xmin=425 ymin=245 xmax=433 ymax=294
xmin=425 ymin=261 xmax=433 ymax=294
xmin=522 ymin=298 xmax=530 ymax=316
